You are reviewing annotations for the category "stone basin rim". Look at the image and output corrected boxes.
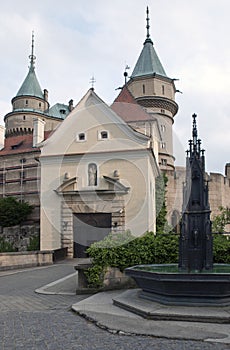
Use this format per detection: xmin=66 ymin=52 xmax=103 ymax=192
xmin=126 ymin=263 xmax=230 ymax=275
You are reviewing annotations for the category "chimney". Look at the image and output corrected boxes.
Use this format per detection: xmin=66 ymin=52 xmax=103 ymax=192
xmin=44 ymin=89 xmax=49 ymax=102
xmin=68 ymin=99 xmax=74 ymax=112
xmin=0 ymin=125 xmax=5 ymax=150
xmin=33 ymin=118 xmax=45 ymax=147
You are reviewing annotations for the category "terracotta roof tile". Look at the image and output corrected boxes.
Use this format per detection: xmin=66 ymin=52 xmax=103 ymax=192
xmin=0 ymin=131 xmax=51 ymax=156
xmin=111 ymin=85 xmax=153 ymax=122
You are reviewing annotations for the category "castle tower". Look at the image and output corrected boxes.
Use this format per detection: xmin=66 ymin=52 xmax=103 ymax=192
xmin=4 ymin=32 xmax=49 ymax=137
xmin=127 ymin=7 xmax=178 ymax=170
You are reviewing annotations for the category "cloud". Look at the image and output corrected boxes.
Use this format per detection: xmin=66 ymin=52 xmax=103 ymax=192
xmin=0 ymin=0 xmax=229 ymax=174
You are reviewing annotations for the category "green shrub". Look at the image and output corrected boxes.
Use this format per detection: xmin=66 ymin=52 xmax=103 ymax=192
xmin=0 ymin=197 xmax=33 ymax=227
xmin=213 ymin=234 xmax=230 ymax=263
xmin=86 ymin=231 xmax=230 ymax=288
xmin=85 ymin=231 xmax=179 ymax=288
xmin=212 ymin=207 xmax=230 ymax=233
xmin=27 ymin=235 xmax=40 ymax=251
xmin=0 ymin=237 xmax=16 ymax=252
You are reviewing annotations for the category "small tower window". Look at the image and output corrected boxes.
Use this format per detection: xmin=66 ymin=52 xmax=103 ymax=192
xmin=23 ymin=115 xmax=26 ymax=121
xmin=161 ymin=159 xmax=167 ymax=166
xmin=25 ymin=100 xmax=28 ymax=105
xmin=161 ymin=125 xmax=166 ymax=132
xmin=162 ymin=85 xmax=165 ymax=95
xmin=39 ymin=102 xmax=41 ymax=107
xmin=161 ymin=109 xmax=165 ymax=114
xmin=142 ymin=84 xmax=145 ymax=94
xmin=88 ymin=163 xmax=97 ymax=186
xmin=161 ymin=142 xmax=166 ymax=149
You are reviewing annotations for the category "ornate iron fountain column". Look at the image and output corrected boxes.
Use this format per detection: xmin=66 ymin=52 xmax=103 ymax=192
xmin=179 ymin=114 xmax=213 ymax=272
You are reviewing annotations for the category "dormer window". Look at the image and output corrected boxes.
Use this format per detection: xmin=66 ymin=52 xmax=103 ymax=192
xmin=60 ymin=109 xmax=66 ymax=115
xmin=98 ymin=130 xmax=109 ymax=140
xmin=76 ymin=132 xmax=86 ymax=142
xmin=101 ymin=131 xmax=108 ymax=139
xmin=79 ymin=133 xmax=85 ymax=141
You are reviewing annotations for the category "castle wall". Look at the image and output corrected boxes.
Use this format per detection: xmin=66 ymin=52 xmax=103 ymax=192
xmin=166 ymin=165 xmax=230 ymax=231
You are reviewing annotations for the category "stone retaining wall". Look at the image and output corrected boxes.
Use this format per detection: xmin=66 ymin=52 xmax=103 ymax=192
xmin=0 ymin=224 xmax=39 ymax=251
xmin=0 ymin=250 xmax=53 ymax=271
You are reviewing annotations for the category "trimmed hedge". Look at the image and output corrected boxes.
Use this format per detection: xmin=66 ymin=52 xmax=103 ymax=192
xmin=85 ymin=231 xmax=178 ymax=288
xmin=86 ymin=231 xmax=230 ymax=288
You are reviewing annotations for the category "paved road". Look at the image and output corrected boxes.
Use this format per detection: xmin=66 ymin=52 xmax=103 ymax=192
xmin=0 ymin=264 xmax=229 ymax=350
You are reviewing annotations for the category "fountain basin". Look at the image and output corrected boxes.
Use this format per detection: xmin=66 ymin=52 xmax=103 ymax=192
xmin=125 ymin=264 xmax=230 ymax=306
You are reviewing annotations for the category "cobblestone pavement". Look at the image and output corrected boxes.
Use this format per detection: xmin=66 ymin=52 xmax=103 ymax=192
xmin=0 ymin=264 xmax=229 ymax=350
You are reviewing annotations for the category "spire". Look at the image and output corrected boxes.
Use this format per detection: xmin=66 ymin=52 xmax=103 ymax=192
xmin=29 ymin=31 xmax=36 ymax=71
xmin=192 ymin=113 xmax=198 ymax=147
xmin=131 ymin=7 xmax=167 ymax=78
xmin=187 ymin=114 xmax=205 ymax=162
xmin=16 ymin=32 xmax=44 ymax=99
xmin=145 ymin=6 xmax=153 ymax=44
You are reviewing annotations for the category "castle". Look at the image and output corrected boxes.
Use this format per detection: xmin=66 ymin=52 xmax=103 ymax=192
xmin=0 ymin=8 xmax=229 ymax=257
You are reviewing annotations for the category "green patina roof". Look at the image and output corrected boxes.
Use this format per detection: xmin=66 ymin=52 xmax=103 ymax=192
xmin=16 ymin=65 xmax=44 ymax=99
xmin=131 ymin=7 xmax=167 ymax=79
xmin=46 ymin=103 xmax=70 ymax=119
xmin=131 ymin=38 xmax=167 ymax=78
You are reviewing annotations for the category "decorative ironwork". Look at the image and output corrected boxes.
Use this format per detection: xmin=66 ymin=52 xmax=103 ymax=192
xmin=179 ymin=114 xmax=213 ymax=272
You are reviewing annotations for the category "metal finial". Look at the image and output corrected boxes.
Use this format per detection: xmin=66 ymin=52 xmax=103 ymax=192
xmin=192 ymin=113 xmax=198 ymax=145
xmin=90 ymin=75 xmax=96 ymax=90
xmin=146 ymin=6 xmax=150 ymax=39
xmin=29 ymin=31 xmax=36 ymax=70
xmin=124 ymin=64 xmax=130 ymax=84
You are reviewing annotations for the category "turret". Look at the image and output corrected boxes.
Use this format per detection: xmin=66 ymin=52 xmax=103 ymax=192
xmin=4 ymin=32 xmax=49 ymax=137
xmin=127 ymin=7 xmax=178 ymax=170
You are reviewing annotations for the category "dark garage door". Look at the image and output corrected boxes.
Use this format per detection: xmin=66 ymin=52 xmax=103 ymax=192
xmin=73 ymin=213 xmax=112 ymax=258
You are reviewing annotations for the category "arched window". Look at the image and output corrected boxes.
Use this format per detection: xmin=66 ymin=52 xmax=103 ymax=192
xmin=142 ymin=84 xmax=145 ymax=94
xmin=88 ymin=163 xmax=97 ymax=186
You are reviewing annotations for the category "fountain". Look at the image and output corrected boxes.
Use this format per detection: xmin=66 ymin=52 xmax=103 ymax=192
xmin=125 ymin=114 xmax=230 ymax=307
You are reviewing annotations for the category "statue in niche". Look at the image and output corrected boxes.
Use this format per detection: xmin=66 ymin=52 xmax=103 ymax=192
xmin=88 ymin=163 xmax=97 ymax=186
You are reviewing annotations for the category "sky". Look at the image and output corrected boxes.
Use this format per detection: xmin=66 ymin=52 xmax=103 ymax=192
xmin=0 ymin=0 xmax=229 ymax=174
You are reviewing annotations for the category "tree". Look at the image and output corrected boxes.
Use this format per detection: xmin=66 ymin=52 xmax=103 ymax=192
xmin=155 ymin=173 xmax=170 ymax=233
xmin=212 ymin=207 xmax=230 ymax=233
xmin=0 ymin=197 xmax=33 ymax=227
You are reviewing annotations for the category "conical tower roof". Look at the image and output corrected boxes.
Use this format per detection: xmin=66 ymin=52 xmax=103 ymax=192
xmin=16 ymin=33 xmax=44 ymax=99
xmin=131 ymin=7 xmax=167 ymax=78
